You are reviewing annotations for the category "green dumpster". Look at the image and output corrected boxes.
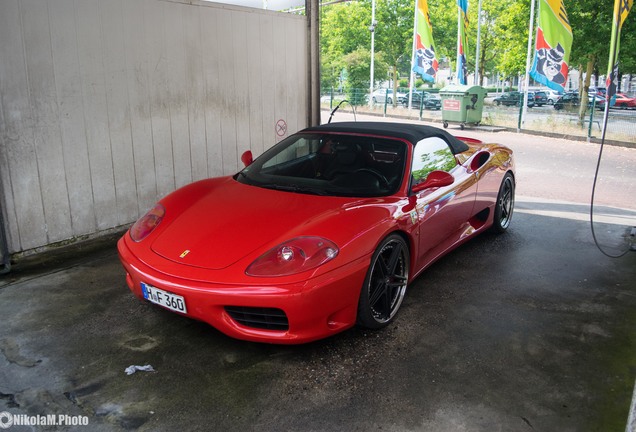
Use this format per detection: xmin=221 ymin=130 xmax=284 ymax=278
xmin=439 ymin=85 xmax=487 ymax=129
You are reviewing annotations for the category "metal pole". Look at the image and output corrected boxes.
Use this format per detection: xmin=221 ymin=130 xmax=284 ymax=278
xmin=408 ymin=0 xmax=419 ymax=110
xmin=456 ymin=4 xmax=461 ymax=84
xmin=587 ymin=96 xmax=596 ymax=139
xmin=519 ymin=0 xmax=536 ymax=131
xmin=369 ymin=0 xmax=376 ymax=108
xmin=474 ymin=0 xmax=482 ymax=85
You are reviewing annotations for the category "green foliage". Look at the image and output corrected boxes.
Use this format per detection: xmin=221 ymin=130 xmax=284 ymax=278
xmin=342 ymin=48 xmax=389 ymax=104
xmin=490 ymin=0 xmax=529 ymax=80
xmin=375 ymin=0 xmax=414 ymax=86
xmin=568 ymin=0 xmax=636 ymax=76
xmin=320 ymin=0 xmax=636 ymax=91
xmin=321 ymin=1 xmax=371 ymax=88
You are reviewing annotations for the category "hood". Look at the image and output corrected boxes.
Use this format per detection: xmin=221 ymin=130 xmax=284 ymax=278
xmin=151 ymin=179 xmax=351 ymax=270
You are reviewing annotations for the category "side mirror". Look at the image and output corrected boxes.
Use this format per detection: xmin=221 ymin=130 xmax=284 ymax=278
xmin=241 ymin=150 xmax=253 ymax=167
xmin=412 ymin=170 xmax=454 ymax=193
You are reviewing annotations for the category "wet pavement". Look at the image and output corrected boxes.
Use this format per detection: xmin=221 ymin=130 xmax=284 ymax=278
xmin=1 ymin=119 xmax=636 ymax=431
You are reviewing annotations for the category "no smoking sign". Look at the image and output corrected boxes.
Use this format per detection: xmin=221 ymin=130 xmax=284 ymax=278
xmin=275 ymin=119 xmax=287 ymax=141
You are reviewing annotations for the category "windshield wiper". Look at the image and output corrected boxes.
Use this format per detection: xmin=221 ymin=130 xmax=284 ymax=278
xmin=259 ymin=183 xmax=328 ymax=196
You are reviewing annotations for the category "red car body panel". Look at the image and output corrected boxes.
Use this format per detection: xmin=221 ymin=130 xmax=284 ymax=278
xmin=118 ymin=123 xmax=514 ymax=344
xmin=613 ymin=93 xmax=636 ymax=107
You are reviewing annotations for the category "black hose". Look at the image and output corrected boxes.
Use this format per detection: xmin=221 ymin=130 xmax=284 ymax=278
xmin=327 ymin=100 xmax=357 ymax=124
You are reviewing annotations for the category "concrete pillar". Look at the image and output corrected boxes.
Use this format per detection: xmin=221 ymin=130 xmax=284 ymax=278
xmin=307 ymin=0 xmax=320 ymax=126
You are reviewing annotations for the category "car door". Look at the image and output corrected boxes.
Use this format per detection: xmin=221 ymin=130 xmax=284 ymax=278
xmin=410 ymin=137 xmax=478 ymax=267
xmin=414 ymin=92 xmax=423 ymax=108
xmin=564 ymin=93 xmax=578 ymax=108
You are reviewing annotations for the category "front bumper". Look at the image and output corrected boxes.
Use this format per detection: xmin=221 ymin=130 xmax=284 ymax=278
xmin=117 ymin=237 xmax=370 ymax=344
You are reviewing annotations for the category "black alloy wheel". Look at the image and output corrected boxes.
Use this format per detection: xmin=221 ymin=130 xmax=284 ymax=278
xmin=357 ymin=234 xmax=409 ymax=329
xmin=491 ymin=172 xmax=515 ymax=233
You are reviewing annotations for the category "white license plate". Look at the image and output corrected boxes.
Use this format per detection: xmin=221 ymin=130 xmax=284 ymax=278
xmin=141 ymin=282 xmax=187 ymax=314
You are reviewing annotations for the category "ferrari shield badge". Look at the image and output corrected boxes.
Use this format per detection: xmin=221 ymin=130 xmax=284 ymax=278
xmin=179 ymin=250 xmax=191 ymax=259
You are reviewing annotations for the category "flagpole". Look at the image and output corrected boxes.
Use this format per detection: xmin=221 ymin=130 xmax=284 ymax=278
xmin=600 ymin=0 xmax=624 ymax=142
xmin=456 ymin=4 xmax=462 ymax=84
xmin=519 ymin=0 xmax=536 ymax=131
xmin=474 ymin=0 xmax=482 ymax=85
xmin=409 ymin=0 xmax=419 ymax=109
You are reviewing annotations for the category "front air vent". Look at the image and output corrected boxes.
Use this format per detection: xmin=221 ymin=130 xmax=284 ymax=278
xmin=225 ymin=306 xmax=289 ymax=331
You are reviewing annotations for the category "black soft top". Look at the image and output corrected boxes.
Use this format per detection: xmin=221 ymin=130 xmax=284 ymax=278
xmin=304 ymin=122 xmax=470 ymax=154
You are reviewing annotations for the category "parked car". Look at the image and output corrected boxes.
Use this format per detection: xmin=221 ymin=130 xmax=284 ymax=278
xmin=545 ymin=90 xmax=563 ymax=105
xmin=611 ymin=93 xmax=636 ymax=108
xmin=372 ymin=88 xmax=406 ymax=105
xmin=553 ymin=92 xmax=579 ymax=110
xmin=589 ymin=87 xmax=607 ymax=97
xmin=531 ymin=91 xmax=548 ymax=106
xmin=118 ymin=122 xmax=515 ymax=344
xmin=403 ymin=91 xmax=442 ymax=110
xmin=588 ymin=94 xmax=606 ymax=110
xmin=493 ymin=91 xmax=534 ymax=107
xmin=554 ymin=92 xmax=605 ymax=110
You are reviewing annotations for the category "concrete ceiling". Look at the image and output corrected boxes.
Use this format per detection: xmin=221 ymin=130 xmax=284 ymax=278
xmin=203 ymin=0 xmax=305 ymax=11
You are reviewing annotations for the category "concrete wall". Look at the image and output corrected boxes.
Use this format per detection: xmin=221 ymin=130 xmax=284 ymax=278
xmin=0 ymin=0 xmax=308 ymax=254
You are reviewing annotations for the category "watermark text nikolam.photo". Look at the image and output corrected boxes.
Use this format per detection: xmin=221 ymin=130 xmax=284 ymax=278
xmin=0 ymin=412 xmax=89 ymax=429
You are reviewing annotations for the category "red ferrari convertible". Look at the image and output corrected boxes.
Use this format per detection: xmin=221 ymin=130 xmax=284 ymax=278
xmin=118 ymin=122 xmax=515 ymax=344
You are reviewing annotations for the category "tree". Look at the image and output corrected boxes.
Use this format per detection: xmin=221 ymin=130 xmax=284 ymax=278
xmin=490 ymin=0 xmax=530 ymax=88
xmin=568 ymin=0 xmax=636 ymax=120
xmin=319 ymin=0 xmax=636 ymax=99
xmin=375 ymin=0 xmax=414 ymax=105
xmin=343 ymin=48 xmax=389 ymax=104
xmin=467 ymin=1 xmax=512 ymax=85
xmin=321 ymin=1 xmax=372 ymax=89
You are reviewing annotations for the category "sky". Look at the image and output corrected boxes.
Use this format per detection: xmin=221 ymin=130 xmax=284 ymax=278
xmin=204 ymin=0 xmax=306 ymax=11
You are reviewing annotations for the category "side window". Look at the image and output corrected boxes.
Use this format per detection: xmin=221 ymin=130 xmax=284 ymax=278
xmin=411 ymin=137 xmax=457 ymax=183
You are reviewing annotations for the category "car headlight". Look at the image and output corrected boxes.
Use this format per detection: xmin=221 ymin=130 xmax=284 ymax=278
xmin=129 ymin=203 xmax=165 ymax=242
xmin=246 ymin=236 xmax=339 ymax=277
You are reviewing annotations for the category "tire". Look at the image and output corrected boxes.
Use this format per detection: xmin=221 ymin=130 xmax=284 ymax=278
xmin=495 ymin=100 xmax=501 ymax=106
xmin=460 ymin=123 xmax=465 ymax=130
xmin=387 ymin=97 xmax=393 ymax=104
xmin=372 ymin=97 xmax=377 ymax=104
xmin=443 ymin=121 xmax=448 ymax=128
xmin=491 ymin=172 xmax=515 ymax=233
xmin=357 ymin=234 xmax=409 ymax=329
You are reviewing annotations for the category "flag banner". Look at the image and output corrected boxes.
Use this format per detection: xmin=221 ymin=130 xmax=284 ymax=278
xmin=456 ymin=0 xmax=468 ymax=85
xmin=606 ymin=0 xmax=633 ymax=100
xmin=412 ymin=0 xmax=438 ymax=82
xmin=529 ymin=0 xmax=573 ymax=92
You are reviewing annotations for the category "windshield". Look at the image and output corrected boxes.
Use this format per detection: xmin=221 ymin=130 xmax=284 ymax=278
xmin=236 ymin=132 xmax=407 ymax=197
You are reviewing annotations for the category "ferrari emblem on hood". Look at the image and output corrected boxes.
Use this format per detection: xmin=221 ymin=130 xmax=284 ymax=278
xmin=179 ymin=250 xmax=191 ymax=258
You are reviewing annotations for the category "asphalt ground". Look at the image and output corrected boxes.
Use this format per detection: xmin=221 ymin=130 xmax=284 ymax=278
xmin=0 ymin=112 xmax=635 ymax=431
